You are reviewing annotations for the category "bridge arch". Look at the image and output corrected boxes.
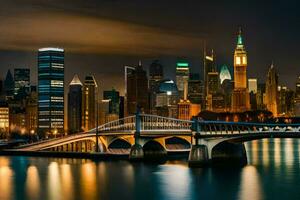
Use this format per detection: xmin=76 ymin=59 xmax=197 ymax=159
xmin=165 ymin=136 xmax=191 ymax=150
xmin=142 ymin=140 xmax=167 ymax=161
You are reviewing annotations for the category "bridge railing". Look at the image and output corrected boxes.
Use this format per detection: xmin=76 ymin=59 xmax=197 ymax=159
xmin=140 ymin=114 xmax=192 ymax=131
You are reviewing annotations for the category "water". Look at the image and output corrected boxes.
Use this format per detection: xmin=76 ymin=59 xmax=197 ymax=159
xmin=1 ymin=138 xmax=300 ymax=200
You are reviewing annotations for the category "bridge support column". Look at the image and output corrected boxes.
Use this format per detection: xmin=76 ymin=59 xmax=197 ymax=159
xmin=188 ymin=117 xmax=209 ymax=167
xmin=129 ymin=109 xmax=144 ymax=161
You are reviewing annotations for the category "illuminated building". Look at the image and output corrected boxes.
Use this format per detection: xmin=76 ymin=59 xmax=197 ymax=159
xmin=99 ymin=100 xmax=119 ymax=124
xmin=155 ymin=79 xmax=179 ymax=118
xmin=203 ymin=49 xmax=215 ymax=110
xmin=149 ymin=60 xmax=164 ymax=114
xmin=14 ymin=68 xmax=30 ymax=96
xmin=231 ymin=28 xmax=250 ymax=112
xmin=82 ymin=75 xmax=98 ymax=131
xmin=25 ymin=89 xmax=38 ymax=134
xmin=37 ymin=48 xmax=64 ymax=136
xmin=10 ymin=108 xmax=26 ymax=132
xmin=0 ymin=103 xmax=9 ymax=134
xmin=176 ymin=61 xmax=190 ymax=100
xmin=221 ymin=79 xmax=234 ymax=111
xmin=265 ymin=64 xmax=278 ymax=116
xmin=257 ymin=83 xmax=266 ymax=110
xmin=278 ymin=86 xmax=295 ymax=116
xmin=68 ymin=74 xmax=83 ymax=133
xmin=248 ymin=79 xmax=257 ymax=94
xmin=219 ymin=65 xmax=232 ymax=84
xmin=4 ymin=70 xmax=14 ymax=100
xmin=294 ymin=76 xmax=300 ymax=116
xmin=188 ymin=73 xmax=203 ymax=104
xmin=126 ymin=62 xmax=149 ymax=115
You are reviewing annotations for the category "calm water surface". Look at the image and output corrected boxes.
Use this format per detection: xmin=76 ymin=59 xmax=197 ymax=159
xmin=1 ymin=138 xmax=300 ymax=200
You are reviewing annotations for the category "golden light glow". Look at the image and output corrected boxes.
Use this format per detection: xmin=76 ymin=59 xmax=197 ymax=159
xmin=26 ymin=166 xmax=40 ymax=199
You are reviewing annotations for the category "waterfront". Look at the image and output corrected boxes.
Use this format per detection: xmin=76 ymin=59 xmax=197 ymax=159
xmin=0 ymin=138 xmax=300 ymax=200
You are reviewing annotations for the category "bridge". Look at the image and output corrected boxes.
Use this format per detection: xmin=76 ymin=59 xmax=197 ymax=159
xmin=15 ymin=111 xmax=300 ymax=166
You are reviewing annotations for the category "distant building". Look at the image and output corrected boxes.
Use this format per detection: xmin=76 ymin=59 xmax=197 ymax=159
xmin=231 ymin=28 xmax=250 ymax=112
xmin=188 ymin=73 xmax=203 ymax=104
xmin=126 ymin=62 xmax=149 ymax=115
xmin=68 ymin=74 xmax=83 ymax=134
xmin=278 ymin=86 xmax=294 ymax=116
xmin=176 ymin=61 xmax=190 ymax=100
xmin=99 ymin=99 xmax=119 ymax=125
xmin=103 ymin=88 xmax=120 ymax=115
xmin=265 ymin=64 xmax=278 ymax=116
xmin=0 ymin=102 xmax=9 ymax=135
xmin=37 ymin=48 xmax=64 ymax=136
xmin=119 ymin=96 xmax=125 ymax=119
xmin=219 ymin=65 xmax=232 ymax=84
xmin=203 ymin=49 xmax=215 ymax=110
xmin=14 ymin=68 xmax=30 ymax=96
xmin=82 ymin=75 xmax=98 ymax=131
xmin=294 ymin=76 xmax=300 ymax=116
xmin=248 ymin=78 xmax=257 ymax=94
xmin=155 ymin=79 xmax=179 ymax=118
xmin=149 ymin=60 xmax=164 ymax=114
xmin=4 ymin=70 xmax=14 ymax=100
xmin=25 ymin=89 xmax=38 ymax=134
xmin=257 ymin=83 xmax=266 ymax=110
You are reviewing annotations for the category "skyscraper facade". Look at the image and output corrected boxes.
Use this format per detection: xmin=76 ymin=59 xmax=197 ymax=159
xmin=176 ymin=61 xmax=190 ymax=100
xmin=149 ymin=60 xmax=163 ymax=114
xmin=188 ymin=73 xmax=202 ymax=104
xmin=248 ymin=78 xmax=257 ymax=94
xmin=231 ymin=28 xmax=250 ymax=112
xmin=82 ymin=75 xmax=98 ymax=131
xmin=265 ymin=64 xmax=278 ymax=116
xmin=4 ymin=70 xmax=14 ymax=100
xmin=68 ymin=74 xmax=83 ymax=133
xmin=14 ymin=68 xmax=30 ymax=96
xmin=103 ymin=88 xmax=120 ymax=115
xmin=37 ymin=48 xmax=64 ymax=136
xmin=126 ymin=62 xmax=149 ymax=115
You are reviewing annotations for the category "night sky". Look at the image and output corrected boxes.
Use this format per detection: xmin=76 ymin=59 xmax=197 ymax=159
xmin=0 ymin=0 xmax=300 ymax=96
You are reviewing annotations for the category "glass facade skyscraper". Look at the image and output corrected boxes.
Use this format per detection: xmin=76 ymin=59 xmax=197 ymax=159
xmin=38 ymin=48 xmax=64 ymax=136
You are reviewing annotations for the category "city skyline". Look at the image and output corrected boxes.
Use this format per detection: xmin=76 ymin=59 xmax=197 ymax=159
xmin=0 ymin=0 xmax=300 ymax=90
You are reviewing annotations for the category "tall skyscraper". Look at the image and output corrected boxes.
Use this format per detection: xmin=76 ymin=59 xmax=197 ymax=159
xmin=38 ymin=48 xmax=64 ymax=136
xmin=176 ymin=61 xmax=190 ymax=100
xmin=82 ymin=75 xmax=98 ymax=131
xmin=248 ymin=79 xmax=257 ymax=94
xmin=68 ymin=74 xmax=83 ymax=133
xmin=4 ymin=70 xmax=14 ymax=100
xmin=126 ymin=62 xmax=149 ymax=115
xmin=265 ymin=64 xmax=278 ymax=116
xmin=149 ymin=60 xmax=163 ymax=114
xmin=231 ymin=28 xmax=250 ymax=112
xmin=14 ymin=68 xmax=30 ymax=96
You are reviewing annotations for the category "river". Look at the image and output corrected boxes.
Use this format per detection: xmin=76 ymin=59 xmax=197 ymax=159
xmin=0 ymin=138 xmax=299 ymax=200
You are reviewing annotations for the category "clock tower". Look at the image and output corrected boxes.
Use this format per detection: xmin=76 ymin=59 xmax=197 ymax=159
xmin=232 ymin=28 xmax=250 ymax=112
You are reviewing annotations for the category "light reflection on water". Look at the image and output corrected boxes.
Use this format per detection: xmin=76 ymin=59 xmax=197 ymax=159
xmin=0 ymin=139 xmax=300 ymax=199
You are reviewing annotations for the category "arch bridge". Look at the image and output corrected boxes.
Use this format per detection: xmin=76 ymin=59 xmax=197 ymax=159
xmin=16 ymin=112 xmax=300 ymax=166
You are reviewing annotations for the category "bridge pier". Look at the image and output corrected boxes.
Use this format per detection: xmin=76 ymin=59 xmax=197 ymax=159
xmin=129 ymin=109 xmax=144 ymax=161
xmin=188 ymin=144 xmax=209 ymax=167
xmin=188 ymin=118 xmax=209 ymax=167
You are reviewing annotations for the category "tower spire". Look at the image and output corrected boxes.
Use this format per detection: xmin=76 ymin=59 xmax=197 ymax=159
xmin=237 ymin=27 xmax=243 ymax=46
